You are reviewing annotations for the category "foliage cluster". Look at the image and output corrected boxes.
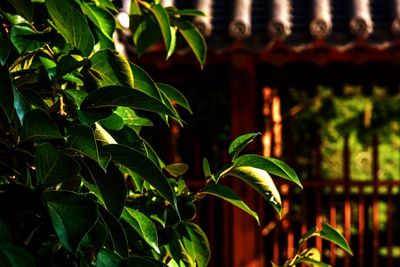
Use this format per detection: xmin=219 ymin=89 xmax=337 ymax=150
xmin=0 ymin=0 xmax=351 ymax=266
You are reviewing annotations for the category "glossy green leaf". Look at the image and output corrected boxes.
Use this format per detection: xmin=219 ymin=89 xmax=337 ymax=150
xmin=168 ymin=234 xmax=195 ymax=266
xmin=132 ymin=13 xmax=161 ymax=56
xmin=202 ymin=157 xmax=214 ymax=181
xmin=6 ymin=0 xmax=34 ymax=21
xmin=46 ymin=0 xmax=94 ymax=56
xmin=64 ymin=89 xmax=88 ymax=107
xmin=320 ymin=223 xmax=353 ymax=256
xmin=35 ymin=143 xmax=79 ymax=187
xmin=295 ymin=257 xmax=330 ymax=267
xmin=0 ymin=36 xmax=11 ymax=66
xmin=234 ymin=154 xmax=302 ymax=189
xmin=98 ymin=206 xmax=128 ymax=257
xmin=44 ymin=190 xmax=99 ymax=254
xmin=95 ymin=248 xmax=122 ymax=267
xmin=10 ymin=26 xmax=50 ymax=53
xmin=107 ymin=125 xmax=146 ymax=153
xmin=90 ymin=49 xmax=134 ymax=87
xmin=100 ymin=113 xmax=124 ymax=130
xmin=0 ymin=242 xmax=35 ymax=267
xmin=0 ymin=220 xmax=10 ymax=242
xmin=80 ymin=2 xmax=115 ymax=41
xmin=226 ymin=165 xmax=282 ymax=215
xmin=150 ymin=4 xmax=171 ymax=57
xmin=228 ymin=133 xmax=260 ymax=161
xmin=21 ymin=109 xmax=63 ymax=141
xmin=122 ymin=208 xmax=159 ymax=253
xmin=62 ymin=73 xmax=84 ymax=85
xmin=131 ymin=63 xmax=161 ymax=100
xmin=157 ymin=83 xmax=192 ymax=114
xmin=80 ymin=159 xmax=126 ymax=218
xmin=0 ymin=65 xmax=14 ymax=123
xmin=200 ymin=184 xmax=259 ymax=224
xmin=173 ymin=18 xmax=206 ymax=67
xmin=174 ymin=9 xmax=206 ymax=17
xmin=80 ymin=86 xmax=178 ymax=120
xmin=184 ymin=222 xmax=210 ymax=267
xmin=101 ymin=144 xmax=177 ymax=211
xmin=56 ymin=55 xmax=87 ymax=78
xmin=120 ymin=256 xmax=168 ymax=267
xmin=13 ymin=88 xmax=29 ymax=123
xmin=115 ymin=107 xmax=153 ymax=127
xmin=164 ymin=163 xmax=189 ymax=177
xmin=67 ymin=125 xmax=110 ymax=171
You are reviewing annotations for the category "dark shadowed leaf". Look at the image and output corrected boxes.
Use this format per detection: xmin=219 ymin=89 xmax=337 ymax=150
xmin=184 ymin=222 xmax=210 ymax=267
xmin=0 ymin=220 xmax=10 ymax=242
xmin=120 ymin=256 xmax=168 ymax=267
xmin=80 ymin=86 xmax=177 ymax=119
xmin=0 ymin=36 xmax=11 ymax=66
xmin=67 ymin=125 xmax=110 ymax=171
xmin=101 ymin=144 xmax=177 ymax=211
xmin=200 ymin=184 xmax=259 ymax=224
xmin=228 ymin=133 xmax=260 ymax=161
xmin=90 ymin=49 xmax=133 ymax=87
xmin=0 ymin=242 xmax=35 ymax=267
xmin=79 ymin=222 xmax=107 ymax=255
xmin=295 ymin=257 xmax=330 ymax=267
xmin=150 ymin=4 xmax=172 ymax=57
xmin=6 ymin=0 xmax=34 ymax=21
xmin=35 ymin=143 xmax=80 ymax=188
xmin=132 ymin=13 xmax=162 ymax=56
xmin=234 ymin=154 xmax=302 ymax=189
xmin=98 ymin=206 xmax=128 ymax=257
xmin=95 ymin=248 xmax=122 ymax=267
xmin=46 ymin=0 xmax=94 ymax=56
xmin=0 ymin=66 xmax=14 ymax=123
xmin=44 ymin=191 xmax=98 ymax=254
xmin=122 ymin=208 xmax=159 ymax=253
xmin=226 ymin=165 xmax=282 ymax=215
xmin=80 ymin=2 xmax=115 ymax=41
xmin=172 ymin=18 xmax=206 ymax=67
xmin=56 ymin=55 xmax=87 ymax=78
xmin=80 ymin=159 xmax=126 ymax=218
xmin=130 ymin=63 xmax=161 ymax=100
xmin=10 ymin=26 xmax=50 ymax=53
xmin=21 ymin=109 xmax=63 ymax=141
xmin=157 ymin=83 xmax=192 ymax=114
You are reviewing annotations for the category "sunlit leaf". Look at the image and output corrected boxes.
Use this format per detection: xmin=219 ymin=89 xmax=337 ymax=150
xmin=164 ymin=163 xmax=188 ymax=177
xmin=184 ymin=222 xmax=210 ymax=267
xmin=150 ymin=4 xmax=171 ymax=57
xmin=80 ymin=2 xmax=115 ymax=41
xmin=10 ymin=26 xmax=50 ymax=53
xmin=200 ymin=184 xmax=259 ymax=224
xmin=157 ymin=83 xmax=192 ymax=114
xmin=228 ymin=133 xmax=260 ymax=162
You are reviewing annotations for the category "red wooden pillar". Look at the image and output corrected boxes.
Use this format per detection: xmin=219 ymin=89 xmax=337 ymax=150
xmin=228 ymin=51 xmax=261 ymax=267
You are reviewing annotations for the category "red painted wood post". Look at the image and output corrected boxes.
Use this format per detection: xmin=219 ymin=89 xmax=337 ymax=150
xmin=229 ymin=51 xmax=260 ymax=267
xmin=358 ymin=185 xmax=365 ymax=267
xmin=343 ymin=133 xmax=351 ymax=267
xmin=372 ymin=134 xmax=379 ymax=267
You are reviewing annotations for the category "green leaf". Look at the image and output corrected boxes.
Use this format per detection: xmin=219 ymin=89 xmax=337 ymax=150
xmin=95 ymin=248 xmax=122 ymax=267
xmin=0 ymin=65 xmax=14 ymax=123
xmin=19 ymin=89 xmax=48 ymax=110
xmin=234 ymin=154 xmax=302 ymax=189
xmin=0 ymin=220 xmax=10 ymax=242
xmin=184 ymin=222 xmax=210 ymax=267
xmin=202 ymin=157 xmax=214 ymax=181
xmin=10 ymin=26 xmax=50 ymax=54
xmin=107 ymin=125 xmax=146 ymax=153
xmin=167 ymin=234 xmax=195 ymax=266
xmin=132 ymin=13 xmax=162 ymax=56
xmin=157 ymin=83 xmax=192 ymax=114
xmin=228 ymin=133 xmax=260 ymax=161
xmin=150 ymin=4 xmax=172 ymax=57
xmin=115 ymin=107 xmax=153 ymax=127
xmin=226 ymin=165 xmax=282 ymax=215
xmin=35 ymin=143 xmax=80 ymax=187
xmin=200 ymin=184 xmax=259 ymax=224
xmin=90 ymin=49 xmax=134 ymax=87
xmin=295 ymin=257 xmax=331 ymax=267
xmin=122 ymin=208 xmax=159 ymax=253
xmin=56 ymin=55 xmax=87 ymax=78
xmin=0 ymin=242 xmax=35 ymax=267
xmin=79 ymin=222 xmax=107 ymax=255
xmin=131 ymin=63 xmax=161 ymax=100
xmin=80 ymin=2 xmax=116 ymax=41
xmin=98 ymin=206 xmax=128 ymax=257
xmin=100 ymin=113 xmax=124 ymax=130
xmin=44 ymin=190 xmax=99 ymax=254
xmin=320 ymin=223 xmax=353 ymax=256
xmin=46 ymin=0 xmax=94 ymax=56
xmin=80 ymin=86 xmax=178 ymax=120
xmin=80 ymin=159 xmax=126 ymax=218
xmin=101 ymin=144 xmax=177 ymax=212
xmin=164 ymin=163 xmax=189 ymax=177
xmin=174 ymin=9 xmax=206 ymax=17
xmin=6 ymin=0 xmax=34 ymax=21
xmin=120 ymin=256 xmax=168 ymax=267
xmin=21 ymin=109 xmax=63 ymax=141
xmin=0 ymin=36 xmax=11 ymax=66
xmin=64 ymin=89 xmax=88 ymax=107
xmin=172 ymin=18 xmax=206 ymax=67
xmin=67 ymin=125 xmax=110 ymax=171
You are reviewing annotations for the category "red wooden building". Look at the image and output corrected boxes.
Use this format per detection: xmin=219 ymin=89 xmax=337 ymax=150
xmin=128 ymin=0 xmax=400 ymax=266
